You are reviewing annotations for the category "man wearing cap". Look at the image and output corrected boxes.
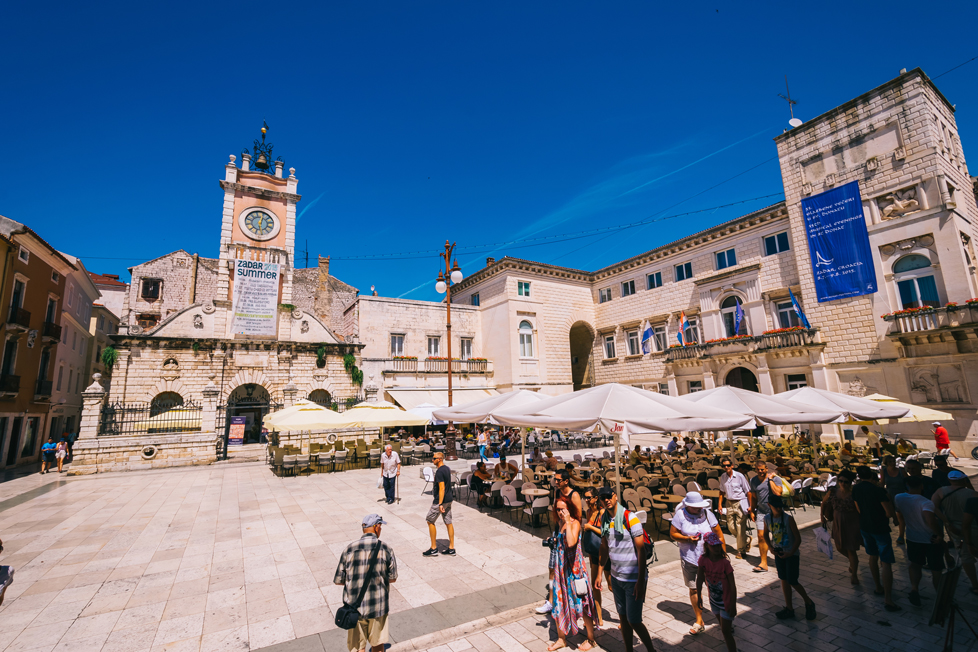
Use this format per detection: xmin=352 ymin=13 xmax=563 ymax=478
xmin=932 ymin=421 xmax=958 ymax=459
xmin=933 ymin=470 xmax=978 ymax=594
xmin=334 ymin=514 xmax=398 ymax=652
xmin=379 ymin=445 xmax=400 ymax=505
xmin=597 ymin=487 xmax=657 ymax=652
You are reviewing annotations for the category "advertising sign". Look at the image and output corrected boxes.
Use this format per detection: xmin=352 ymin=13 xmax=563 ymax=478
xmin=232 ymin=259 xmax=280 ymax=336
xmin=228 ymin=416 xmax=246 ymax=447
xmin=801 ymin=181 xmax=877 ymax=303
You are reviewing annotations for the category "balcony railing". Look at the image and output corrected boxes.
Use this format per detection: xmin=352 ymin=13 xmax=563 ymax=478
xmin=35 ymin=379 xmax=52 ymax=397
xmin=380 ymin=358 xmax=492 ymax=374
xmin=0 ymin=374 xmax=20 ymax=395
xmin=665 ymin=328 xmax=820 ymax=362
xmin=7 ymin=307 xmax=30 ymax=329
xmin=883 ymin=305 xmax=978 ymax=335
xmin=42 ymin=321 xmax=62 ymax=341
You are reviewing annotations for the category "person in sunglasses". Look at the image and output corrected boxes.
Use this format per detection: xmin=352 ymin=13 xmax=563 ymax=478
xmin=718 ymin=458 xmax=751 ymax=559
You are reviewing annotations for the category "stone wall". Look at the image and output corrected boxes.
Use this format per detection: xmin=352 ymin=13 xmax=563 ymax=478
xmin=290 ymin=257 xmax=359 ymax=335
xmin=125 ymin=252 xmax=220 ymax=327
xmin=69 ymin=431 xmax=219 ymax=474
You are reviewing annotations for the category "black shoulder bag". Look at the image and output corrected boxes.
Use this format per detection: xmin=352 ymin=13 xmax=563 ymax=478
xmin=335 ymin=542 xmax=382 ymax=630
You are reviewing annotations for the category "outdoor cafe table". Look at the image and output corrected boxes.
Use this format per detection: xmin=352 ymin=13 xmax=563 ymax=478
xmin=606 ymin=474 xmax=634 ymax=484
xmin=653 ymin=494 xmax=684 ymax=506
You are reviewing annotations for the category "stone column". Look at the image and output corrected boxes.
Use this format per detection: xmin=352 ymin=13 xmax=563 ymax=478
xmin=202 ymin=377 xmax=219 ymax=434
xmin=78 ymin=374 xmax=106 ymax=441
xmin=756 ymin=354 xmax=775 ymax=394
xmin=364 ymin=381 xmax=379 ymax=403
xmin=282 ymin=378 xmax=298 ymax=407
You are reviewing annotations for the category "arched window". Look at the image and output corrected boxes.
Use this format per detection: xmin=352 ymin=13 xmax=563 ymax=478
xmin=150 ymin=391 xmax=183 ymax=417
xmin=720 ymin=296 xmax=746 ymax=337
xmin=893 ymin=255 xmax=940 ymax=309
xmin=308 ymin=389 xmax=332 ymax=407
xmin=519 ymin=320 xmax=534 ymax=358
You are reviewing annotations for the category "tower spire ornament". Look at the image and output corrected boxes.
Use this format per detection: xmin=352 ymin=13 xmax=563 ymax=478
xmin=244 ymin=120 xmax=282 ymax=173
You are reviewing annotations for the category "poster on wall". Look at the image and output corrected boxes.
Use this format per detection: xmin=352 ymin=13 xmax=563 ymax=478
xmin=801 ymin=180 xmax=878 ymax=303
xmin=228 ymin=416 xmax=246 ymax=447
xmin=231 ymin=259 xmax=280 ymax=336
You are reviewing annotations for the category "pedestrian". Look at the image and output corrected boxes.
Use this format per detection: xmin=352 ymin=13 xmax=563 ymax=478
xmin=423 ymin=452 xmax=455 ymax=557
xmin=820 ymin=470 xmax=862 ymax=585
xmin=718 ymin=457 xmax=751 ymax=558
xmin=667 ymin=437 xmax=679 ymax=453
xmin=893 ymin=475 xmax=944 ymax=605
xmin=881 ymin=455 xmax=907 ymax=544
xmin=962 ymin=495 xmax=978 ymax=569
xmin=903 ymin=459 xmax=938 ymax=500
xmin=40 ymin=437 xmax=57 ymax=474
xmin=749 ymin=460 xmax=783 ymax=573
xmin=862 ymin=426 xmax=881 ymax=460
xmin=596 ymin=487 xmax=657 ymax=652
xmin=670 ymin=491 xmax=725 ymax=634
xmin=537 ymin=469 xmax=584 ymax=615
xmin=931 ymin=455 xmax=952 ymax=488
xmin=932 ymin=421 xmax=958 ymax=458
xmin=379 ymin=444 xmax=400 ymax=505
xmin=851 ymin=466 xmax=900 ymax=611
xmin=696 ymin=532 xmax=737 ymax=652
xmin=548 ymin=496 xmax=598 ymax=651
xmin=55 ymin=437 xmax=68 ymax=473
xmin=333 ymin=514 xmax=398 ymax=652
xmin=764 ymin=495 xmax=817 ymax=620
xmin=582 ymin=487 xmax=611 ymax=628
xmin=932 ymin=470 xmax=978 ymax=595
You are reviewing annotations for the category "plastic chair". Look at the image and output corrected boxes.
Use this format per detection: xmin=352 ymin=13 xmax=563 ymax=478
xmin=707 ymin=478 xmax=721 ymax=490
xmin=333 ymin=449 xmax=348 ymax=472
xmin=489 ymin=481 xmax=506 ymax=511
xmin=317 ymin=451 xmax=333 ymax=473
xmin=421 ymin=466 xmax=436 ymax=494
xmin=671 ymin=485 xmax=687 ymax=497
xmin=282 ymin=454 xmax=297 ymax=476
xmin=686 ymin=481 xmax=701 ymax=493
xmin=295 ymin=454 xmax=311 ymax=475
xmin=500 ymin=485 xmax=525 ymax=523
xmin=521 ymin=496 xmax=551 ymax=530
xmin=368 ymin=448 xmax=382 ymax=469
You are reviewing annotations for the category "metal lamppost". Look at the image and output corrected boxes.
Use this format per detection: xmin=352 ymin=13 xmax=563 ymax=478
xmin=435 ymin=241 xmax=463 ymax=460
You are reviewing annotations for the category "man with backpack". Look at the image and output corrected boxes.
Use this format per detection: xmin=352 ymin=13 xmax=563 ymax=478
xmin=333 ymin=514 xmax=398 ymax=652
xmin=749 ymin=460 xmax=783 ymax=573
xmin=597 ymin=487 xmax=657 ymax=652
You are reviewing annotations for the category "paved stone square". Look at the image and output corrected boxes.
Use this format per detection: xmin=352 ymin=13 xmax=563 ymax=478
xmin=1 ymin=451 xmax=976 ymax=652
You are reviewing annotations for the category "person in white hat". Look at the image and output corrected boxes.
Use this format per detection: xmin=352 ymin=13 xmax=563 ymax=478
xmin=670 ymin=491 xmax=724 ymax=635
xmin=931 ymin=421 xmax=958 ymax=458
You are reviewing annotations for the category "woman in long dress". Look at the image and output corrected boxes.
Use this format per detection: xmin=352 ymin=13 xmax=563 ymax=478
xmin=549 ymin=496 xmax=597 ymax=651
xmin=821 ymin=470 xmax=862 ymax=584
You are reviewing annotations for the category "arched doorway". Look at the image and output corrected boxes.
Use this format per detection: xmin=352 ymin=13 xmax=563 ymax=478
xmin=725 ymin=367 xmax=759 ymax=392
xmin=223 ymin=383 xmax=274 ymax=445
xmin=308 ymin=389 xmax=331 ymax=408
xmin=150 ymin=391 xmax=184 ymax=416
xmin=569 ymin=322 xmax=596 ymax=391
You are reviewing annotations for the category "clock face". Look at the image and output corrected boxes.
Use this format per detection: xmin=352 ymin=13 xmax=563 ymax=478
xmin=244 ymin=210 xmax=275 ymax=237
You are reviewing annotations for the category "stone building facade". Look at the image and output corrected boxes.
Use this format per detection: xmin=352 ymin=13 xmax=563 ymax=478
xmin=447 ymin=68 xmax=978 ymax=453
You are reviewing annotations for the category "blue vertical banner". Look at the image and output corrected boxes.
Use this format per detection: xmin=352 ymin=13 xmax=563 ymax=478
xmin=801 ymin=181 xmax=877 ymax=302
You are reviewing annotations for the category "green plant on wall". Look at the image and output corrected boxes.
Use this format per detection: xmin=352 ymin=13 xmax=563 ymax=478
xmin=316 ymin=345 xmax=327 ymax=369
xmin=101 ymin=346 xmax=118 ymax=371
xmin=340 ymin=352 xmax=363 ymax=386
xmin=192 ymin=341 xmax=201 ymax=354
xmin=351 ymin=367 xmax=363 ymax=386
xmin=280 ymin=303 xmax=296 ymax=312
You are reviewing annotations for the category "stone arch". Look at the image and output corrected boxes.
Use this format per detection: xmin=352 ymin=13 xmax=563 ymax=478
xmin=569 ymin=320 xmax=597 ymax=391
xmin=718 ymin=290 xmax=749 ymax=337
xmin=222 ymin=369 xmax=273 ymax=401
xmin=722 ymin=364 xmax=760 ymax=392
xmin=150 ymin=391 xmax=184 ymax=416
xmin=301 ymin=378 xmax=336 ymax=396
xmin=144 ymin=377 xmax=188 ymax=403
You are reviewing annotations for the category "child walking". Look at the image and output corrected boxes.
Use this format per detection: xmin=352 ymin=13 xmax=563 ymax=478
xmin=764 ymin=495 xmax=817 ymax=620
xmin=696 ymin=532 xmax=737 ymax=652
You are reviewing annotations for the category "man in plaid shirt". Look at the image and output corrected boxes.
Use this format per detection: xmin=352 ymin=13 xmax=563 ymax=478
xmin=334 ymin=514 xmax=398 ymax=652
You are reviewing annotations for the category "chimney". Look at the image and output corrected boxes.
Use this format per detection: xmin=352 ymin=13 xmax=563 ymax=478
xmin=314 ymin=256 xmax=332 ymax=328
xmin=486 ymin=257 xmax=495 ymax=266
xmin=104 ymin=274 xmax=119 ymax=280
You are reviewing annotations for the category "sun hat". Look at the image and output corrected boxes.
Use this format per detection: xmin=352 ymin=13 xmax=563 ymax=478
xmin=362 ymin=514 xmax=387 ymax=527
xmin=683 ymin=491 xmax=711 ymax=509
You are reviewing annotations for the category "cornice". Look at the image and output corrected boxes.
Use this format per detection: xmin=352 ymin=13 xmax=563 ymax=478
xmin=693 ymin=263 xmax=762 ymax=287
xmin=219 ymin=180 xmax=301 ymax=203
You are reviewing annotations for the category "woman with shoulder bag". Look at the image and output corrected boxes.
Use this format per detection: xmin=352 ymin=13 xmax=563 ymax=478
xmin=670 ymin=491 xmax=725 ymax=635
xmin=582 ymin=487 xmax=610 ymax=628
xmin=549 ymin=496 xmax=598 ymax=651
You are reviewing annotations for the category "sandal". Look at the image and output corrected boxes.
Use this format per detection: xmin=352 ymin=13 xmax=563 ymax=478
xmin=752 ymin=566 xmax=768 ymax=573
xmin=579 ymin=641 xmax=597 ymax=652
xmin=689 ymin=623 xmax=706 ymax=634
xmin=547 ymin=642 xmax=566 ymax=652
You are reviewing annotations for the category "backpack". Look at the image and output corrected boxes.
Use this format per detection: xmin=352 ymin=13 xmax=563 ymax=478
xmin=773 ymin=476 xmax=794 ymax=497
xmin=623 ymin=509 xmax=657 ymax=567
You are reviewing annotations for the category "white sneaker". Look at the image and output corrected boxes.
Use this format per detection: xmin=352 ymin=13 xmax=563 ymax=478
xmin=535 ymin=601 xmax=552 ymax=614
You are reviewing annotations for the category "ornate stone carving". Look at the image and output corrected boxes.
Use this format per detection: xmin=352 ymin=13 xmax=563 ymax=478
xmin=910 ymin=365 xmax=967 ymax=404
xmin=201 ymin=301 xmax=216 ymax=315
xmin=802 ymin=182 xmax=812 ymax=195
xmin=844 ymin=377 xmax=871 ymax=397
xmin=129 ymin=323 xmax=143 ymax=335
xmin=878 ymin=186 xmax=919 ymax=220
xmin=161 ymin=358 xmax=180 ymax=381
xmin=26 ymin=330 xmax=37 ymax=348
xmin=300 ymin=320 xmax=309 ymax=333
xmin=824 ymin=173 xmax=836 ymax=187
xmin=894 ymin=146 xmax=906 ymax=160
xmin=193 ymin=314 xmax=203 ymax=329
xmin=291 ymin=308 xmax=303 ymax=320
xmin=865 ymin=156 xmax=880 ymax=171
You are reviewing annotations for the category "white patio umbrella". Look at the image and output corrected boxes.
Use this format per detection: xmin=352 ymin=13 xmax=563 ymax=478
xmin=408 ymin=403 xmax=448 ymax=426
xmin=433 ymin=389 xmax=548 ymax=471
xmin=342 ymin=401 xmax=430 ymax=429
xmin=262 ymin=399 xmax=318 ymax=429
xmin=493 ymin=384 xmax=754 ymax=496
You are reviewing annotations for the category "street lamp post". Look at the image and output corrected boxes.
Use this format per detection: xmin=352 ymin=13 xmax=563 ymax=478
xmin=435 ymin=241 xmax=463 ymax=461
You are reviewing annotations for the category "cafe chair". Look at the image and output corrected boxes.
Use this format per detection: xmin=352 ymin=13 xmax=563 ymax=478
xmin=368 ymin=448 xmax=382 ymax=469
xmin=333 ymin=449 xmax=349 ymax=472
xmin=282 ymin=454 xmax=297 ymax=477
xmin=500 ymin=485 xmax=524 ymax=524
xmin=316 ymin=450 xmax=333 ymax=473
xmin=489 ymin=481 xmax=506 ymax=511
xmin=421 ymin=466 xmax=436 ymax=494
xmin=521 ymin=496 xmax=551 ymax=530
xmin=707 ymin=478 xmax=721 ymax=490
xmin=671 ymin=485 xmax=687 ymax=497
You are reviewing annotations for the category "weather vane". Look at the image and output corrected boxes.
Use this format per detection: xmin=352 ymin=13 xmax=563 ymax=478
xmin=244 ymin=120 xmax=282 ymax=173
xmin=778 ymin=76 xmax=803 ymax=128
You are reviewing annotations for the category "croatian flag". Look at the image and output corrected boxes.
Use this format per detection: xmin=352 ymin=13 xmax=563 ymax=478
xmin=734 ymin=299 xmax=745 ymax=335
xmin=789 ymin=289 xmax=812 ymax=329
xmin=677 ymin=311 xmax=691 ymax=347
xmin=641 ymin=320 xmax=653 ymax=354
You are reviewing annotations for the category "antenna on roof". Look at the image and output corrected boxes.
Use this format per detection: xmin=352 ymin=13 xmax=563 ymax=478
xmin=778 ymin=75 xmax=803 ymax=128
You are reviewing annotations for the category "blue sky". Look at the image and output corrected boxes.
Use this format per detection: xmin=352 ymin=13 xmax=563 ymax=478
xmin=3 ymin=2 xmax=976 ymax=300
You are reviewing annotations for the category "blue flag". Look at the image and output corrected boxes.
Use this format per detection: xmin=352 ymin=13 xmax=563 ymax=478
xmin=641 ymin=321 xmax=653 ymax=354
xmin=789 ymin=289 xmax=812 ymax=329
xmin=734 ymin=299 xmax=744 ymax=335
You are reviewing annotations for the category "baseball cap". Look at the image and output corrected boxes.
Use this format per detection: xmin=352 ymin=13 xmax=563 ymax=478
xmin=362 ymin=514 xmax=387 ymax=527
xmin=933 ymin=421 xmax=941 ymax=426
xmin=598 ymin=487 xmax=615 ymax=499
xmin=947 ymin=470 xmax=968 ymax=481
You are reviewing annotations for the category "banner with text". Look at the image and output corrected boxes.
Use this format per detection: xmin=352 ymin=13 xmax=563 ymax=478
xmin=232 ymin=259 xmax=280 ymax=336
xmin=801 ymin=181 xmax=877 ymax=303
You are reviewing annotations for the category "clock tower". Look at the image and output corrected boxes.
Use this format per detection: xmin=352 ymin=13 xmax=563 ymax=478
xmin=215 ymin=126 xmax=300 ymax=339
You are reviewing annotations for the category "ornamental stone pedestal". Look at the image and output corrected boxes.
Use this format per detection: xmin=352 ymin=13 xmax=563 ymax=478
xmin=68 ymin=375 xmax=108 ymax=475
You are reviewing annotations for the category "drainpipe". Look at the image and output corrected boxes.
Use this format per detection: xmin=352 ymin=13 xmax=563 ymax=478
xmin=189 ymin=254 xmax=199 ymax=304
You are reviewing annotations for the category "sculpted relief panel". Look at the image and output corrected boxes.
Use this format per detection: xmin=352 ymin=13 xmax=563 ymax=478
xmin=908 ymin=364 xmax=968 ymax=404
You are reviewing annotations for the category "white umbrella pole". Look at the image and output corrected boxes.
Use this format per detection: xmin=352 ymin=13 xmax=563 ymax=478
xmin=615 ymin=429 xmax=621 ymax=500
xmin=521 ymin=427 xmax=526 ymax=477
